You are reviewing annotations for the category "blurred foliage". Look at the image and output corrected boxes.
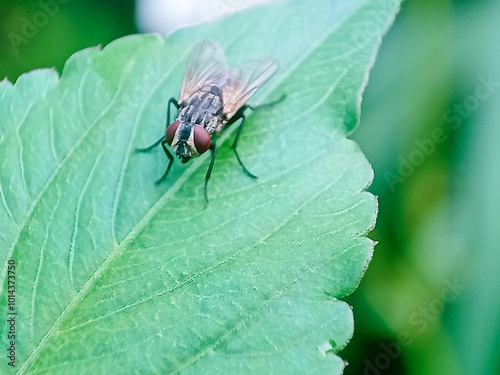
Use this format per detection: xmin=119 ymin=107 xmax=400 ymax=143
xmin=344 ymin=0 xmax=500 ymax=374
xmin=1 ymin=0 xmax=499 ymax=374
xmin=0 ymin=0 xmax=136 ymax=82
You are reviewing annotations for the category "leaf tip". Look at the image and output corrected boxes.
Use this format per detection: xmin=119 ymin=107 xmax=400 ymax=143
xmin=13 ymin=68 xmax=59 ymax=89
xmin=1 ymin=77 xmax=13 ymax=89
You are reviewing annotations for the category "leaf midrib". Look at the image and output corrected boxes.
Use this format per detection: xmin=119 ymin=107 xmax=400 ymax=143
xmin=15 ymin=41 xmax=187 ymax=372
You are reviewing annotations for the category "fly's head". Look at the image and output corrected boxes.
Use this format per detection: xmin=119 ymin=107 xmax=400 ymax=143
xmin=165 ymin=121 xmax=211 ymax=163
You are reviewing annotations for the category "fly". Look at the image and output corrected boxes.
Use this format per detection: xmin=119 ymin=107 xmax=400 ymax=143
xmin=136 ymin=39 xmax=284 ymax=204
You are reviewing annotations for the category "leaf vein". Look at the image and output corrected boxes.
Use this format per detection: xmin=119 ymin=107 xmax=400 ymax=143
xmin=48 ymin=108 xmax=59 ymax=161
xmin=68 ymin=150 xmax=104 ymax=290
xmin=30 ymin=185 xmax=61 ymax=342
xmin=0 ymin=181 xmax=15 ymax=223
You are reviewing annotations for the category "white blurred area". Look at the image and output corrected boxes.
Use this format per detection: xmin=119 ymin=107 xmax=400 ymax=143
xmin=136 ymin=0 xmax=271 ymax=35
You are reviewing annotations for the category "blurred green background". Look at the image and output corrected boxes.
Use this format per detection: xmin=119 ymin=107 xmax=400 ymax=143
xmin=1 ymin=0 xmax=499 ymax=374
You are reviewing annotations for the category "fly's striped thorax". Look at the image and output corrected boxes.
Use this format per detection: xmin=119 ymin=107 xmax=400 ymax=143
xmin=177 ymin=86 xmax=226 ymax=134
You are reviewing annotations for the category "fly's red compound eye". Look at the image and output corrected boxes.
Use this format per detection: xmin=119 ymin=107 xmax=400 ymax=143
xmin=193 ymin=125 xmax=211 ymax=154
xmin=165 ymin=121 xmax=181 ymax=145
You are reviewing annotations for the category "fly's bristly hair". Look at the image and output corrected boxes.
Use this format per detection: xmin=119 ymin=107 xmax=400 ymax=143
xmin=177 ymin=85 xmax=226 ymax=134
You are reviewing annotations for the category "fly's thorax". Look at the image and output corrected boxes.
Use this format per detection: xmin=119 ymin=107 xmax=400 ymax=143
xmin=165 ymin=121 xmax=211 ymax=162
xmin=206 ymin=116 xmax=227 ymax=134
xmin=178 ymin=89 xmax=226 ymax=133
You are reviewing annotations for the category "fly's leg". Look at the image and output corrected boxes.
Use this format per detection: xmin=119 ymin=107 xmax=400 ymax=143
xmin=232 ymin=114 xmax=258 ymax=179
xmin=247 ymin=93 xmax=286 ymax=111
xmin=135 ymin=97 xmax=179 ymax=152
xmin=204 ymin=142 xmax=218 ymax=205
xmin=227 ymin=94 xmax=286 ymax=178
xmin=166 ymin=97 xmax=179 ymax=126
xmin=155 ymin=141 xmax=174 ymax=184
xmin=135 ymin=137 xmax=164 ymax=152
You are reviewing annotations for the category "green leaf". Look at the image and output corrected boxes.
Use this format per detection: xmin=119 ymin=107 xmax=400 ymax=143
xmin=0 ymin=0 xmax=399 ymax=373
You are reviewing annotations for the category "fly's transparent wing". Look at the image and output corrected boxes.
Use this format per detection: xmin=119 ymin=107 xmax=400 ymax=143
xmin=179 ymin=40 xmax=230 ymax=103
xmin=221 ymin=59 xmax=279 ymax=120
